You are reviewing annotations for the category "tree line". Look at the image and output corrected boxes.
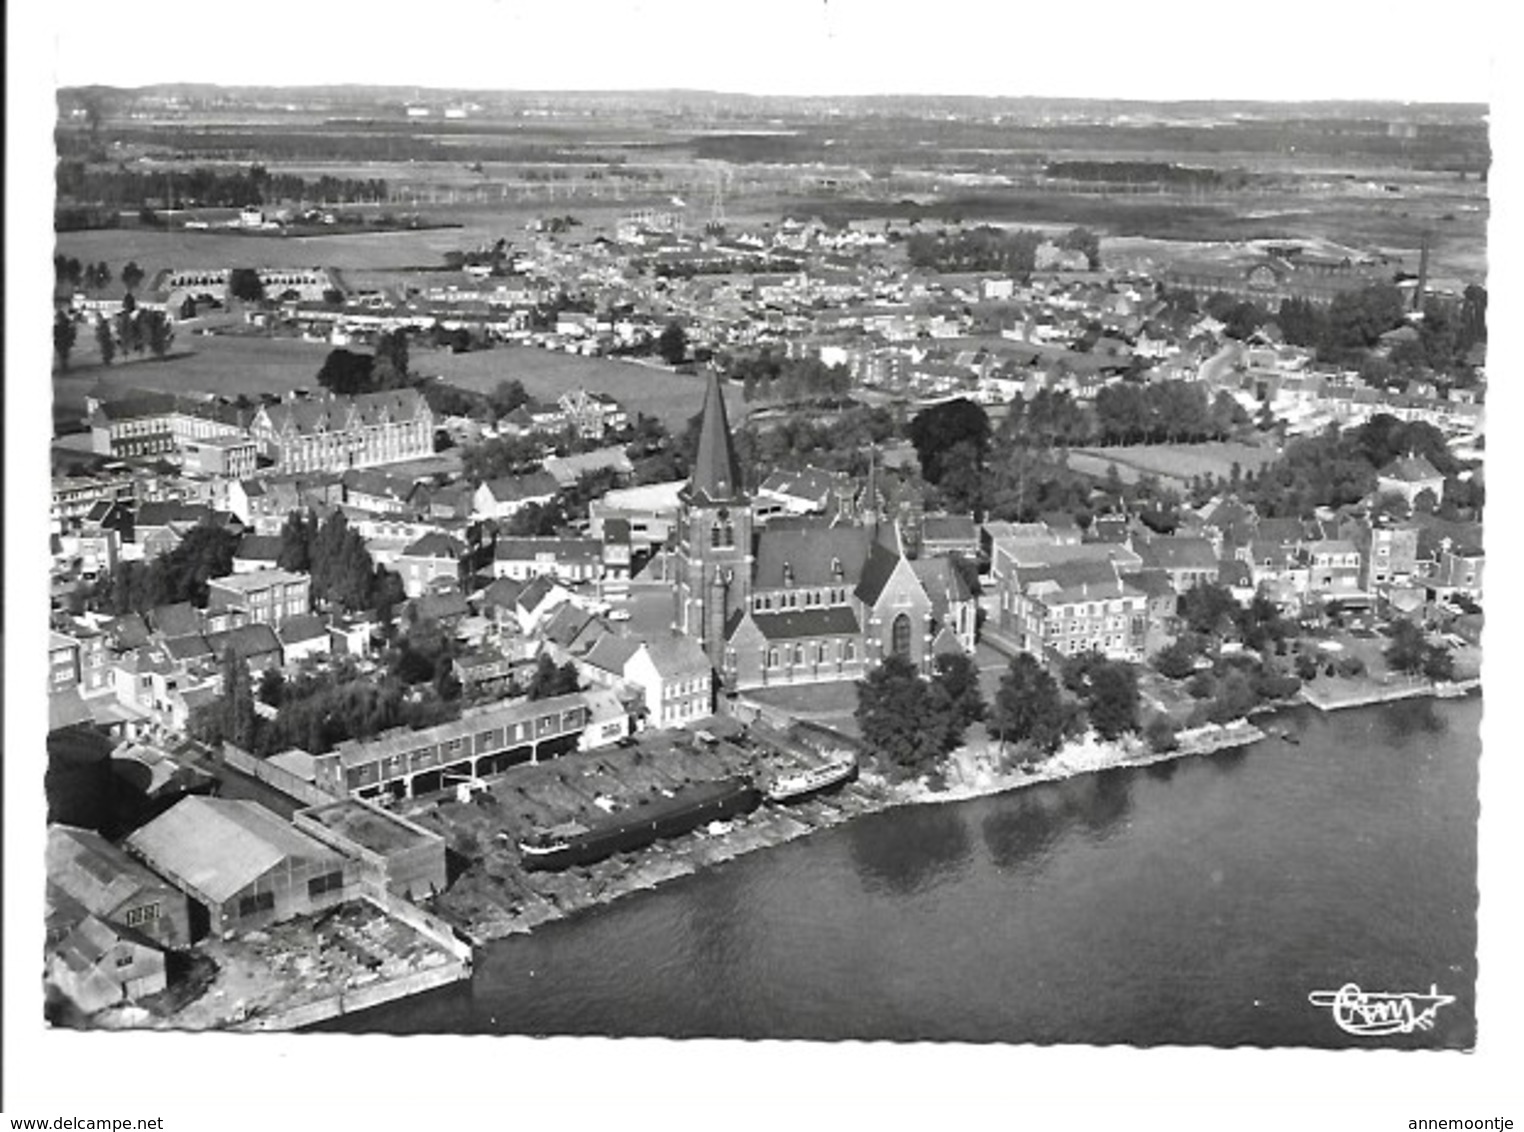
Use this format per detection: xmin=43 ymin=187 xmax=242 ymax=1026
xmin=55 ymin=161 xmax=388 ymax=209
xmin=96 ymin=524 xmax=240 ymax=616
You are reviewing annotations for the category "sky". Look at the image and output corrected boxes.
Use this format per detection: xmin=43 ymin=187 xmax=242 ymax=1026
xmin=31 ymin=0 xmax=1504 ymax=103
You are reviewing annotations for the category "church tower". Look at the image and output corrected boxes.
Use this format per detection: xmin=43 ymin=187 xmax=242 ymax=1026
xmin=673 ymin=373 xmax=753 ymax=680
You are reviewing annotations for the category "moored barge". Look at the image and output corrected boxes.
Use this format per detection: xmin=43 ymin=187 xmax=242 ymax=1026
xmin=517 ymin=775 xmax=761 ymax=871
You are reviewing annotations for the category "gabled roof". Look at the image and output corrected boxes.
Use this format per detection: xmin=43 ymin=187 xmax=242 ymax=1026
xmin=136 ymin=502 xmax=212 ymax=529
xmin=910 ymin=557 xmax=972 ymax=619
xmin=259 ymin=388 xmax=430 ymax=437
xmin=206 ymin=623 xmax=283 ymax=661
xmin=758 ymin=465 xmax=840 ymax=506
xmin=580 ymin=633 xmax=642 ymax=675
xmin=480 ymin=575 xmax=524 ymax=610
xmin=1134 ymin=536 xmax=1219 ymax=572
xmin=854 ymin=539 xmax=905 ymax=606
xmin=277 ymin=613 xmax=329 ymax=645
xmin=161 ymin=633 xmax=212 ymax=662
xmin=148 ymin=603 xmax=202 ymax=638
xmin=495 ymin=537 xmax=601 ymax=563
xmin=1021 ymin=558 xmax=1130 ymax=605
xmin=540 ymin=602 xmax=595 ymax=647
xmin=754 ymin=523 xmax=870 ymax=589
xmin=543 ymin=448 xmax=634 ymax=488
xmin=47 ymin=825 xmax=172 ymax=920
xmin=407 ymin=591 xmax=471 ymax=623
xmin=920 ymin=513 xmax=978 ymax=544
xmin=1379 ymin=454 xmax=1443 ymax=483
xmin=746 ymin=607 xmax=862 ymax=641
xmin=234 ymin=534 xmax=284 ymax=562
xmin=401 ymin=532 xmax=466 ymax=560
xmin=931 ymin=624 xmax=965 ymax=657
xmin=685 ymin=372 xmax=746 ymax=505
xmin=516 ymin=574 xmax=560 ymax=613
xmin=478 ymin=471 xmax=559 ymax=503
xmin=126 ymin=797 xmax=340 ymax=904
xmin=108 ymin=613 xmax=151 ymax=650
xmin=637 ymin=632 xmax=711 ymax=677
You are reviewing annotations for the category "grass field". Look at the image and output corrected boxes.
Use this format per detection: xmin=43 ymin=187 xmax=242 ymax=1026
xmin=51 ymin=332 xmax=741 ymax=435
xmin=426 ymin=345 xmax=742 ymax=431
xmin=1069 ymin=442 xmax=1280 ymax=486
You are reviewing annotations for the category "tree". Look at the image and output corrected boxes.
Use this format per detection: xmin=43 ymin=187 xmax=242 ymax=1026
xmin=1180 ymin=581 xmax=1238 ymax=637
xmin=1383 ymin=619 xmax=1428 ymax=675
xmin=527 ymin=654 xmax=581 ymax=700
xmin=1152 ymin=640 xmax=1198 ymax=681
xmin=1060 ymin=226 xmax=1102 ymax=270
xmin=990 ymin=653 xmax=1070 ymax=757
xmin=120 ymin=261 xmax=145 ymax=293
xmin=487 ymin=378 xmax=529 ymax=419
xmin=316 ymin=348 xmax=375 ymax=395
xmin=257 ymin=667 xmax=286 ymax=708
xmin=141 ymin=310 xmax=174 ymax=357
xmin=372 ymin=329 xmax=411 ymax=389
xmin=221 ymin=648 xmax=259 ymax=752
xmin=1421 ymin=643 xmax=1454 ymax=683
xmin=907 ymin=398 xmax=990 ymax=486
xmin=54 ymin=311 xmax=77 ymax=370
xmin=228 ymin=268 xmax=264 ymax=304
xmin=932 ymin=651 xmax=986 ymax=731
xmin=1085 ymin=660 xmax=1140 ymax=741
xmin=657 ymin=321 xmax=688 ymax=366
xmin=1144 ymin=714 xmax=1179 ymax=754
xmin=94 ymin=317 xmax=115 ymax=365
xmin=855 ymin=656 xmax=955 ymax=779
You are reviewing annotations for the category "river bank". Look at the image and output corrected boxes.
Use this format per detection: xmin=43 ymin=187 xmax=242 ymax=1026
xmin=413 ymin=716 xmax=1267 ymax=947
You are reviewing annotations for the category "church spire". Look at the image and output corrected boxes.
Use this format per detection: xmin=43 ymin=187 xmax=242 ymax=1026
xmin=687 ymin=371 xmax=745 ymax=504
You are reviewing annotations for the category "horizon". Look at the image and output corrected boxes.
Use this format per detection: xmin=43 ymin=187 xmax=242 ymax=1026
xmin=51 ymin=81 xmax=1491 ymax=108
xmin=33 ymin=0 xmax=1501 ymax=104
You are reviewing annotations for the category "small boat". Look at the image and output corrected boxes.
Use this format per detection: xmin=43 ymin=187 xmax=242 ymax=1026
xmin=1281 ymin=732 xmax=1301 ymax=745
xmin=765 ymin=753 xmax=859 ymax=803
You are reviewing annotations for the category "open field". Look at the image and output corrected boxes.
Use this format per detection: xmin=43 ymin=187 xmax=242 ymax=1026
xmin=51 ymin=331 xmax=742 ymax=435
xmin=425 ymin=346 xmax=742 ymax=431
xmin=55 ymin=224 xmax=489 ymax=279
xmin=53 ymin=333 xmax=335 ymax=419
xmin=1069 ymin=442 xmax=1280 ymax=486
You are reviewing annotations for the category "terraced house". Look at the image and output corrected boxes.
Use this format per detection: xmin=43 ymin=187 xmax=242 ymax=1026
xmin=249 ymin=389 xmax=435 ymax=474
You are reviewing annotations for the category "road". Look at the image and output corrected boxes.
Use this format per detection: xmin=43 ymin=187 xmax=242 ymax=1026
xmin=1197 ymin=340 xmax=1243 ymax=385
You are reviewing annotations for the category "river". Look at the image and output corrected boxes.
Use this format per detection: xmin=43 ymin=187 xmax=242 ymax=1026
xmin=325 ymin=697 xmax=1480 ymax=1047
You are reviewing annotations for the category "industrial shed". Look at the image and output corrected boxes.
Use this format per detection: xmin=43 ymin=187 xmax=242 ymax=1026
xmin=126 ymin=797 xmax=355 ymax=938
xmin=47 ymin=824 xmax=192 ymax=949
xmin=294 ymin=798 xmax=447 ymax=902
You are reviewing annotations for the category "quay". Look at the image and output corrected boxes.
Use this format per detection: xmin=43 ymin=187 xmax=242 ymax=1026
xmin=1300 ymin=676 xmax=1481 ymax=712
xmin=400 ymin=715 xmax=1269 ymax=946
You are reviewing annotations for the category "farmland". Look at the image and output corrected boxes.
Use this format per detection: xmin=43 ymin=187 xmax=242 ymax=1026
xmin=51 ymin=330 xmax=741 ymax=435
xmin=1068 ymin=441 xmax=1280 ymax=487
xmin=426 ymin=346 xmax=742 ymax=432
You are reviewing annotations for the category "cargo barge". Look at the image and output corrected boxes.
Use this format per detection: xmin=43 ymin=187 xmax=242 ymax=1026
xmin=517 ymin=776 xmax=762 ymax=871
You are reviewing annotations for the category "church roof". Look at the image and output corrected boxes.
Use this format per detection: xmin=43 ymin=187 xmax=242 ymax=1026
xmin=853 ymin=539 xmax=904 ymax=606
xmin=686 ymin=373 xmax=746 ymax=506
xmin=747 ymin=607 xmax=862 ymax=641
xmin=754 ymin=524 xmax=870 ymax=589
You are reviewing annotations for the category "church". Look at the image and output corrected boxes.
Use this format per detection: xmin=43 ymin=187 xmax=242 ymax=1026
xmin=672 ymin=374 xmax=976 ymax=693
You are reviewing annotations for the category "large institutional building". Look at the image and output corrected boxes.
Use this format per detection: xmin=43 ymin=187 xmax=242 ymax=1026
xmin=249 ymin=389 xmax=435 ymax=475
xmin=672 ymin=375 xmax=975 ymax=693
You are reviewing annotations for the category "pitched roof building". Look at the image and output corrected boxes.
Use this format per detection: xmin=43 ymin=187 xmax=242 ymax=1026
xmin=249 ymin=389 xmax=435 ymax=475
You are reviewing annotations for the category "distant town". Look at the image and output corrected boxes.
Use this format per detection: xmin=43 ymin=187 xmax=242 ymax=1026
xmin=45 ymin=87 xmax=1485 ymax=1030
